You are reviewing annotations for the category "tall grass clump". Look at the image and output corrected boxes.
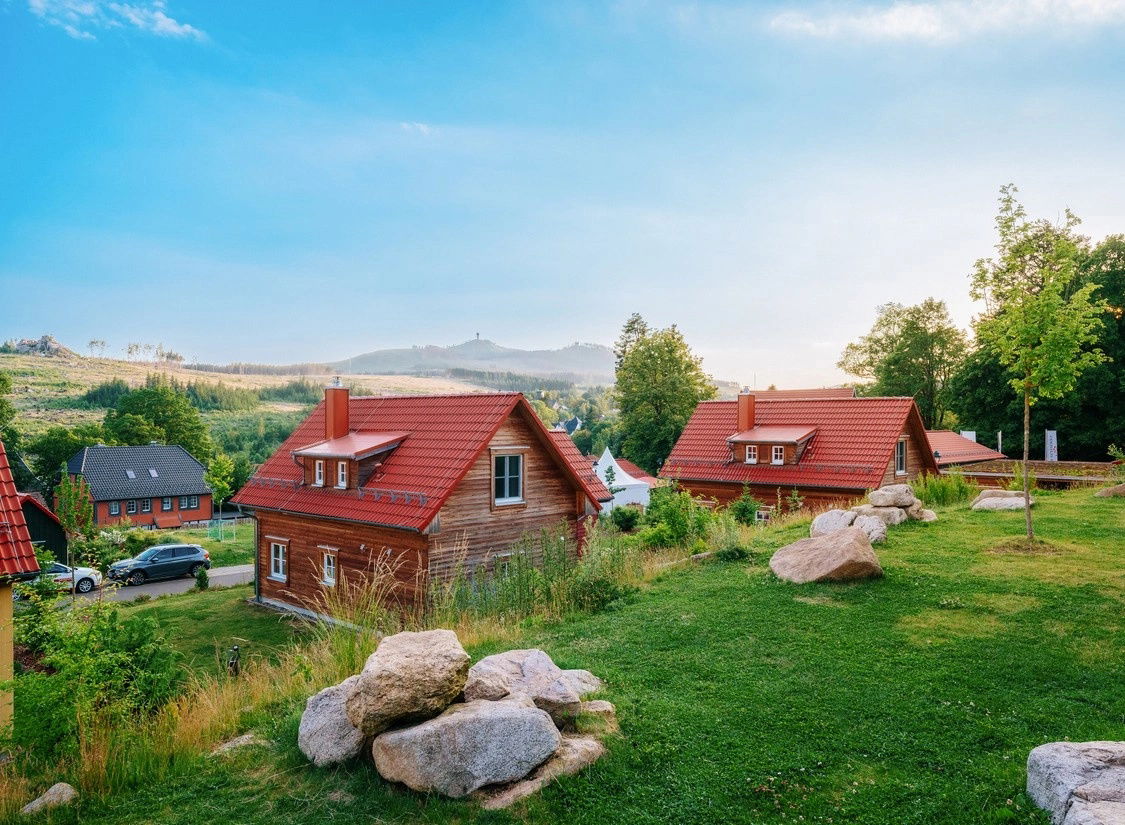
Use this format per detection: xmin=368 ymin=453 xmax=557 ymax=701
xmin=912 ymin=470 xmax=979 ymax=506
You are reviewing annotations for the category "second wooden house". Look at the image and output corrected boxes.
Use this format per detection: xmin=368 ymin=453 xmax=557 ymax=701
xmin=661 ymin=389 xmax=938 ymax=512
xmin=231 ymin=385 xmax=611 ymax=618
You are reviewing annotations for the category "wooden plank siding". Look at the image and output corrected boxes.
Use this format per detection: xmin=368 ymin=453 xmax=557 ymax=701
xmin=879 ymin=430 xmax=928 ymax=487
xmin=256 ymin=510 xmax=428 ymax=612
xmin=675 ymin=477 xmax=867 ymax=512
xmin=428 ymin=407 xmax=582 ymax=583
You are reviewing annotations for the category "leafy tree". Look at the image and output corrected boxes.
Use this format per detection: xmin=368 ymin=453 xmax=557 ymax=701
xmin=205 ymin=452 xmax=234 ymax=540
xmin=528 ymin=399 xmax=560 ymax=427
xmin=231 ymin=453 xmax=254 ymax=493
xmin=104 ymin=380 xmax=213 ymax=460
xmin=26 ymin=423 xmax=107 ymax=486
xmin=615 ymin=317 xmax=716 ymax=474
xmin=55 ymin=469 xmax=94 ymax=540
xmin=969 ymin=185 xmax=1108 ymax=540
xmin=839 ymin=299 xmax=967 ymax=428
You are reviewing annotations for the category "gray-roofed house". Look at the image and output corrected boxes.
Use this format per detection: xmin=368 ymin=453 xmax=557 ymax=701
xmin=66 ymin=444 xmax=212 ymax=528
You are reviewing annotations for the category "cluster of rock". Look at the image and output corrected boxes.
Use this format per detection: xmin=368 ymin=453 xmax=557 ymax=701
xmin=297 ymin=629 xmax=612 ymax=808
xmin=1028 ymin=740 xmax=1125 ymax=824
xmin=809 ymin=483 xmax=936 ymax=545
xmin=6 ymin=334 xmax=75 ymax=358
xmin=971 ymin=489 xmax=1034 ymax=511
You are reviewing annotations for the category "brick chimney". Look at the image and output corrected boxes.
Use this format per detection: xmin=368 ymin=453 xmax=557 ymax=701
xmin=324 ymin=379 xmax=350 ymax=441
xmin=737 ymin=388 xmax=755 ymax=432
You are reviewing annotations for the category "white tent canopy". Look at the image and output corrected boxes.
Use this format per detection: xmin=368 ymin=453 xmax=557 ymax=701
xmin=592 ymin=447 xmax=651 ymax=511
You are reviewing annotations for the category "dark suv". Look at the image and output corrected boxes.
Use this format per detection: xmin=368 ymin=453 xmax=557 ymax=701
xmin=108 ymin=544 xmax=212 ymax=586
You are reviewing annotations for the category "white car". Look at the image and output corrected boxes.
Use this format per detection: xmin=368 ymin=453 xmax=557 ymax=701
xmin=43 ymin=562 xmax=103 ymax=594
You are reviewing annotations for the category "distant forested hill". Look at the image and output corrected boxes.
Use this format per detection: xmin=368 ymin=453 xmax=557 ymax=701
xmin=333 ymin=338 xmax=615 ymax=384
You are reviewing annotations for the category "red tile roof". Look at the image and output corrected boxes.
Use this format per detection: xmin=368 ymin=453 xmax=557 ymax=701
xmin=232 ymin=393 xmax=607 ymax=530
xmin=729 ymin=425 xmax=818 ymax=443
xmin=0 ymin=440 xmax=41 ymax=578
xmin=926 ymin=430 xmax=1006 ymax=466
xmin=547 ymin=430 xmax=613 ymax=502
xmin=614 ymin=458 xmax=661 ymax=487
xmin=661 ymin=397 xmax=935 ymax=491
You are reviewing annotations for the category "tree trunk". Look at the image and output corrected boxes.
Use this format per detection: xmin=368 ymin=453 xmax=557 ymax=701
xmin=1022 ymin=383 xmax=1034 ymax=542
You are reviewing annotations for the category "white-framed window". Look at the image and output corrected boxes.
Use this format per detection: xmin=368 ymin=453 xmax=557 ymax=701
xmin=109 ymin=501 xmax=121 ymax=516
xmin=188 ymin=495 xmax=199 ymax=509
xmin=322 ymin=552 xmax=337 ymax=587
xmin=772 ymin=445 xmax=785 ymax=465
xmin=179 ymin=496 xmax=190 ymax=509
xmin=269 ymin=542 xmax=288 ymax=581
xmin=744 ymin=445 xmax=758 ymax=464
xmin=337 ymin=461 xmax=348 ymax=489
xmin=314 ymin=460 xmax=324 ymax=486
xmin=141 ymin=498 xmax=151 ymax=513
xmin=126 ymin=499 xmax=137 ymax=514
xmin=755 ymin=508 xmax=771 ymax=523
xmin=493 ymin=454 xmax=524 ymax=504
xmin=896 ymin=439 xmax=907 ymax=475
xmin=162 ymin=497 xmax=173 ymax=511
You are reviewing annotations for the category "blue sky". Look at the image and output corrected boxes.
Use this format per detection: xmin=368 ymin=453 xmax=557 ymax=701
xmin=2 ymin=0 xmax=1124 ymax=386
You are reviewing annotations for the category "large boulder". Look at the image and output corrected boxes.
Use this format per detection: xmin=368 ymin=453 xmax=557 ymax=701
xmin=852 ymin=514 xmax=888 ymax=544
xmin=905 ymin=499 xmax=925 ymax=520
xmin=346 ymin=629 xmax=470 ymax=737
xmin=299 ymin=675 xmax=365 ymax=767
xmin=850 ymin=504 xmax=908 ymax=526
xmin=1094 ymin=483 xmax=1125 ymax=498
xmin=973 ymin=495 xmax=1033 ymax=511
xmin=869 ymin=484 xmax=916 ymax=507
xmin=372 ymin=697 xmax=561 ymax=798
xmin=976 ymin=489 xmax=1026 ymax=500
xmin=920 ymin=509 xmax=938 ymax=522
xmin=1027 ymin=741 xmax=1125 ymax=824
xmin=478 ymin=734 xmax=606 ymax=810
xmin=464 ymin=649 xmax=584 ymax=727
xmin=769 ymin=527 xmax=883 ymax=584
xmin=20 ymin=783 xmax=78 ymax=815
xmin=809 ymin=509 xmax=857 ymax=537
xmin=561 ymin=669 xmax=603 ymax=697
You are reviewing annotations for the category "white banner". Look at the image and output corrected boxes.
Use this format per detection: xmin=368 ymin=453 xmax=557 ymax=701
xmin=960 ymin=431 xmax=977 ymax=443
xmin=1045 ymin=430 xmax=1058 ymax=462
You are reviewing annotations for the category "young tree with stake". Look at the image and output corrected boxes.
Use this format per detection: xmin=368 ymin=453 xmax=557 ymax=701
xmin=970 ymin=185 xmax=1108 ymax=542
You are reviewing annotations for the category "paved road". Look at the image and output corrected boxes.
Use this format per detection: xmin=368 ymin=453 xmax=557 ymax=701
xmin=78 ymin=564 xmax=255 ymax=602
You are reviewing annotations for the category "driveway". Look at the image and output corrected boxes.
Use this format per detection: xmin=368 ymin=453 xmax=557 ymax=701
xmin=77 ymin=564 xmax=256 ymax=602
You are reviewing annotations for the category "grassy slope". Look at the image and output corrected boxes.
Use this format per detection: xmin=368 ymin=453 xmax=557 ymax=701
xmin=54 ymin=490 xmax=1125 ymax=825
xmin=150 ymin=523 xmax=256 ymax=567
xmin=0 ymin=353 xmax=480 ymax=436
xmin=118 ymin=584 xmax=304 ymax=674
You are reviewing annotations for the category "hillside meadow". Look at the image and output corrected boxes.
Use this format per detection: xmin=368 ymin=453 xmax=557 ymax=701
xmin=11 ymin=486 xmax=1120 ymax=825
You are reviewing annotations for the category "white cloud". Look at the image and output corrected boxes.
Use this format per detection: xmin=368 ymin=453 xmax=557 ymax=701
xmin=768 ymin=0 xmax=1125 ymax=42
xmin=27 ymin=0 xmax=205 ymax=40
xmin=400 ymin=121 xmax=436 ymax=136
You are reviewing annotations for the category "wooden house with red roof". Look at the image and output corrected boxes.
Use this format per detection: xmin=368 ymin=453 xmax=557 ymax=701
xmin=0 ymin=439 xmax=42 ymax=731
xmin=661 ymin=390 xmax=938 ymax=511
xmin=232 ymin=384 xmax=611 ymax=617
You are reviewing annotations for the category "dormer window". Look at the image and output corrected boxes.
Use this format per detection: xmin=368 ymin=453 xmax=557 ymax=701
xmin=772 ymin=445 xmax=785 ymax=465
xmin=314 ymin=459 xmax=324 ymax=486
xmin=745 ymin=445 xmax=757 ymax=464
xmin=493 ymin=454 xmax=524 ymax=505
xmin=337 ymin=460 xmax=348 ymax=489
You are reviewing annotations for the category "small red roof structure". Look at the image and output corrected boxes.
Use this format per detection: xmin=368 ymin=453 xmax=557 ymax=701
xmin=613 ymin=458 xmax=661 ymax=488
xmin=17 ymin=493 xmax=61 ymax=527
xmin=662 ymin=396 xmax=936 ymax=492
xmin=233 ymin=393 xmax=609 ymax=530
xmin=729 ymin=425 xmax=818 ymax=444
xmin=926 ymin=431 xmax=1006 ymax=467
xmin=0 ymin=440 xmax=41 ymax=578
xmin=293 ymin=432 xmax=409 ymax=460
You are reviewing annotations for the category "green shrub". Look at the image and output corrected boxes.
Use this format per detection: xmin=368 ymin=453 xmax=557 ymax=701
xmin=638 ymin=523 xmax=673 ymax=548
xmin=195 ymin=566 xmax=210 ymax=591
xmin=728 ymin=485 xmax=760 ymax=525
xmin=123 ymin=529 xmax=163 ymax=557
xmin=1005 ymin=466 xmax=1037 ymax=492
xmin=1108 ymin=444 xmax=1125 ymax=480
xmin=643 ymin=486 xmax=711 ymax=545
xmin=912 ymin=471 xmax=978 ymax=506
xmin=715 ymin=545 xmax=749 ymax=562
xmin=610 ymin=506 xmax=641 ymax=532
xmin=569 ymin=575 xmax=632 ymax=612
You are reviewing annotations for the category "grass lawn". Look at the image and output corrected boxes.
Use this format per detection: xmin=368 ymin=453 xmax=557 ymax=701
xmin=119 ymin=584 xmax=305 ymax=674
xmin=51 ymin=489 xmax=1125 ymax=825
xmin=151 ymin=523 xmax=256 ymax=567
